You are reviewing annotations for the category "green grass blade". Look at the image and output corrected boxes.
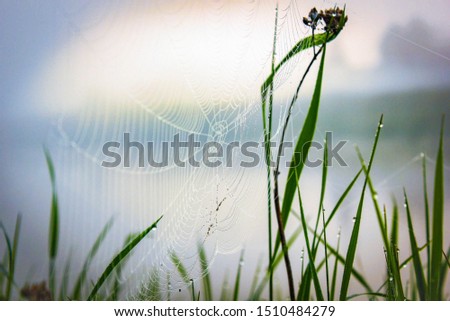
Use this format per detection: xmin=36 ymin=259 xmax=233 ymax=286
xmin=72 ymin=218 xmax=114 ymax=300
xmin=277 ymin=46 xmax=327 ymax=257
xmin=0 ymin=263 xmax=9 ymax=279
xmin=197 ymin=242 xmax=212 ymax=301
xmin=310 ymin=226 xmax=374 ymax=294
xmin=5 ymin=215 xmax=21 ymax=300
xmin=361 ymin=164 xmax=404 ymax=299
xmin=0 ymin=248 xmax=8 ymax=289
xmin=362 ymin=162 xmax=388 ymax=248
xmin=261 ymin=3 xmax=279 ymax=301
xmin=190 ymin=279 xmax=196 ymax=301
xmin=170 ymin=250 xmax=196 ymax=300
xmin=109 ymin=232 xmax=139 ymax=300
xmin=340 ymin=115 xmax=383 ymax=300
xmin=439 ymin=247 xmax=450 ymax=298
xmin=404 ymin=190 xmax=427 ymax=300
xmin=297 ymin=264 xmax=313 ymax=300
xmin=312 ymin=168 xmax=362 ymax=246
xmin=312 ymin=137 xmax=329 ymax=252
xmin=376 ymin=243 xmax=429 ymax=293
xmin=59 ymin=252 xmax=72 ymax=300
xmin=390 ymin=237 xmax=404 ymax=300
xmin=87 ymin=216 xmax=162 ymax=300
xmin=251 ymin=223 xmax=304 ymax=300
xmin=322 ymin=210 xmax=330 ymax=301
xmin=429 ymin=116 xmax=445 ymax=300
xmin=44 ymin=147 xmax=59 ymax=296
xmin=325 ymin=169 xmax=362 ymax=229
xmin=346 ymin=292 xmax=387 ymax=300
xmin=0 ymin=222 xmax=12 ymax=300
xmin=297 ymin=187 xmax=324 ymax=300
xmin=248 ymin=256 xmax=263 ymax=300
xmin=390 ymin=200 xmax=399 ymax=248
xmin=0 ymin=223 xmax=12 ymax=276
xmin=330 ymin=228 xmax=341 ymax=301
xmin=170 ymin=251 xmax=190 ymax=285
xmin=233 ymin=249 xmax=244 ymax=301
xmin=421 ymin=154 xmax=431 ymax=284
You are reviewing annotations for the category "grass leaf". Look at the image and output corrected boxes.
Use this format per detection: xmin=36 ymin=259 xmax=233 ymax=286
xmin=198 ymin=242 xmax=212 ymax=301
xmin=87 ymin=216 xmax=162 ymax=300
xmin=339 ymin=115 xmax=383 ymax=300
xmin=170 ymin=251 xmax=190 ymax=285
xmin=72 ymin=218 xmax=113 ymax=300
xmin=277 ymin=46 xmax=327 ymax=256
xmin=403 ymin=190 xmax=427 ymax=300
xmin=296 ymin=187 xmax=324 ymax=300
xmin=439 ymin=247 xmax=450 ymax=297
xmin=233 ymin=249 xmax=244 ymax=301
xmin=330 ymin=228 xmax=341 ymax=300
xmin=310 ymin=226 xmax=374 ymax=294
xmin=421 ymin=154 xmax=431 ymax=283
xmin=429 ymin=116 xmax=445 ymax=300
xmin=44 ymin=147 xmax=59 ymax=296
xmin=58 ymin=251 xmax=72 ymax=300
xmin=390 ymin=200 xmax=399 ymax=248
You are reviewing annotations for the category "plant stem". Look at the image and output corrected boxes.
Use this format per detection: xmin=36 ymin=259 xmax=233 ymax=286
xmin=262 ymin=2 xmax=279 ymax=301
xmin=274 ymin=44 xmax=325 ymax=175
xmin=273 ymin=174 xmax=295 ymax=300
xmin=271 ymin=42 xmax=326 ymax=301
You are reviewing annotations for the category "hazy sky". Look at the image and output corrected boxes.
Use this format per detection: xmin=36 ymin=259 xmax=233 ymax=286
xmin=1 ymin=0 xmax=449 ymax=117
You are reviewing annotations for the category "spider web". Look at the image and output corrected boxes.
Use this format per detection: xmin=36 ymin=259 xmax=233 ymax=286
xmin=39 ymin=0 xmax=326 ymax=299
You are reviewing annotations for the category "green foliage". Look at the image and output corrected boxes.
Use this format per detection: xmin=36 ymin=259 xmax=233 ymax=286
xmin=198 ymin=242 xmax=212 ymax=301
xmin=429 ymin=117 xmax=445 ymax=300
xmin=44 ymin=147 xmax=59 ymax=296
xmin=88 ymin=216 xmax=162 ymax=300
xmin=72 ymin=219 xmax=114 ymax=300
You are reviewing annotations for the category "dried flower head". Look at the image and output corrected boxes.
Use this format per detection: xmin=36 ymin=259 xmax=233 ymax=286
xmin=302 ymin=7 xmax=320 ymax=29
xmin=303 ymin=6 xmax=348 ymax=34
xmin=20 ymin=281 xmax=52 ymax=301
xmin=320 ymin=7 xmax=348 ymax=33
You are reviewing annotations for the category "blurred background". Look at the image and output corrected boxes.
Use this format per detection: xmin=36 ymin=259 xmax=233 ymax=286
xmin=1 ymin=0 xmax=449 ymax=299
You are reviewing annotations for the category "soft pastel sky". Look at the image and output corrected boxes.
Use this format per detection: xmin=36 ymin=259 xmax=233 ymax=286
xmin=27 ymin=0 xmax=450 ymax=113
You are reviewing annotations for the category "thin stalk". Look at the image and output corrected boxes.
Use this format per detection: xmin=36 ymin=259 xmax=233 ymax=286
xmin=322 ymin=209 xmax=330 ymax=301
xmin=6 ymin=214 xmax=21 ymax=300
xmin=272 ymin=40 xmax=327 ymax=303
xmin=330 ymin=228 xmax=341 ymax=300
xmin=267 ymin=3 xmax=279 ymax=300
xmin=421 ymin=154 xmax=431 ymax=286
xmin=274 ymin=178 xmax=295 ymax=300
xmin=274 ymin=44 xmax=325 ymax=176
